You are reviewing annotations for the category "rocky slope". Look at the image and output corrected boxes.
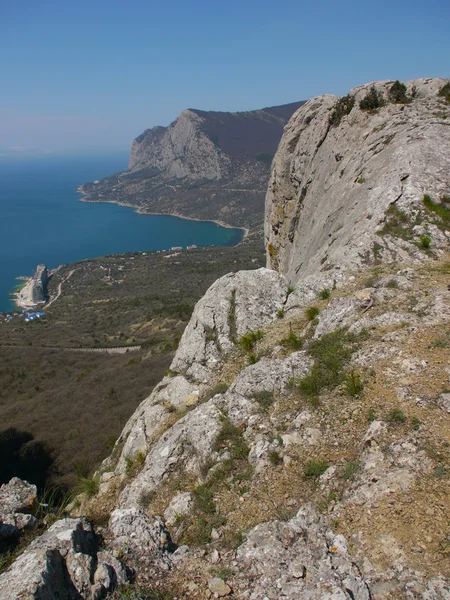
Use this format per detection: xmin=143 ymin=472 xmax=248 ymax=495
xmin=2 ymin=78 xmax=450 ymax=599
xmin=79 ymin=102 xmax=304 ymax=231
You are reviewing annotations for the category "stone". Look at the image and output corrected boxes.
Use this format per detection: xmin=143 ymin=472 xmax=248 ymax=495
xmin=164 ymin=492 xmax=194 ymax=526
xmin=208 ymin=577 xmax=232 ymax=597
xmin=0 ymin=477 xmax=37 ymax=515
xmin=0 ymin=518 xmax=127 ymax=599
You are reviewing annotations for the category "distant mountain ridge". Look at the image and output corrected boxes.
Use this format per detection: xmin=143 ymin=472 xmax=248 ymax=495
xmin=79 ymin=101 xmax=305 ymax=231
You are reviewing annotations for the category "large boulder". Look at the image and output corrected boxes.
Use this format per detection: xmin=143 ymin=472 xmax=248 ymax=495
xmin=0 ymin=518 xmax=127 ymax=599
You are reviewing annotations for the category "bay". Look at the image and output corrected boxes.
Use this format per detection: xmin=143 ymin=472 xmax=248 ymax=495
xmin=0 ymin=152 xmax=243 ymax=313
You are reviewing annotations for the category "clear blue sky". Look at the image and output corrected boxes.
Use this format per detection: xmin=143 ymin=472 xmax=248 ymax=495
xmin=1 ymin=0 xmax=449 ymax=153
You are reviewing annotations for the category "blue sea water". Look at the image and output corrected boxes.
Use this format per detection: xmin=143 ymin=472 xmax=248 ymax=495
xmin=0 ymin=152 xmax=243 ymax=313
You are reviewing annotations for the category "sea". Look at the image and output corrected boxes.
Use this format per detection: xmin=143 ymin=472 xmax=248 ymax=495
xmin=0 ymin=152 xmax=243 ymax=313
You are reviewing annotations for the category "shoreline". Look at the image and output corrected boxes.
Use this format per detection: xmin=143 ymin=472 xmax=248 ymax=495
xmin=77 ymin=190 xmax=250 ymax=242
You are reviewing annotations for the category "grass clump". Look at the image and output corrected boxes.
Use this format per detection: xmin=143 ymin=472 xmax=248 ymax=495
xmin=423 ymin=194 xmax=450 ymax=230
xmin=387 ymin=408 xmax=407 ymax=424
xmin=342 ymin=461 xmax=361 ymax=480
xmin=419 ymin=235 xmax=431 ymax=250
xmin=367 ymin=408 xmax=376 ymax=422
xmin=304 ymin=459 xmax=329 ymax=479
xmin=287 ymin=285 xmax=295 ymax=296
xmin=411 ymin=416 xmax=421 ymax=430
xmin=329 ymin=94 xmax=355 ymax=127
xmin=295 ymin=329 xmax=362 ymax=400
xmin=305 ymin=306 xmax=320 ymax=321
xmin=385 ymin=279 xmax=399 ymax=289
xmin=213 ymin=415 xmax=249 ymax=461
xmin=203 ymin=382 xmax=229 ymax=402
xmin=252 ymin=390 xmax=274 ymax=411
xmin=281 ymin=328 xmax=303 ymax=351
xmin=239 ymin=330 xmax=263 ymax=352
xmin=318 ymin=288 xmax=331 ymax=300
xmin=76 ymin=475 xmax=99 ymax=497
xmin=378 ymin=204 xmax=414 ymax=240
xmin=277 ymin=308 xmax=285 ymax=319
xmin=359 ymin=86 xmax=386 ymax=111
xmin=268 ymin=449 xmax=283 ymax=466
xmin=342 ymin=371 xmax=364 ymax=397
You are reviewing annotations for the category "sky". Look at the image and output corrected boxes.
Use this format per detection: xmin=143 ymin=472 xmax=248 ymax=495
xmin=1 ymin=0 xmax=449 ymax=153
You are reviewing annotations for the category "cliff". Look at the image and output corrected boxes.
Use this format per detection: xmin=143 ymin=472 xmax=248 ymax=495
xmin=79 ymin=102 xmax=304 ymax=230
xmin=2 ymin=78 xmax=450 ymax=599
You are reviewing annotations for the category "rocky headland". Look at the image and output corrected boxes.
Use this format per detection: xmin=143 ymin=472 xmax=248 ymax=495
xmin=2 ymin=78 xmax=450 ymax=599
xmin=78 ymin=102 xmax=304 ymax=232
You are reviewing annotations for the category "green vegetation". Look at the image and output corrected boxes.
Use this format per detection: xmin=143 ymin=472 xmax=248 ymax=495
xmin=378 ymin=204 xmax=419 ymax=241
xmin=268 ymin=449 xmax=283 ymax=466
xmin=318 ymin=288 xmax=331 ymax=300
xmin=359 ymin=86 xmax=386 ymax=111
xmin=277 ymin=308 xmax=285 ymax=319
xmin=304 ymin=459 xmax=329 ymax=479
xmin=423 ymin=194 xmax=450 ymax=231
xmin=411 ymin=416 xmax=421 ymax=430
xmin=287 ymin=285 xmax=295 ymax=295
xmin=203 ymin=382 xmax=229 ymax=402
xmin=0 ymin=240 xmax=264 ymax=490
xmin=367 ymin=408 xmax=377 ymax=422
xmin=280 ymin=328 xmax=303 ymax=351
xmin=387 ymin=408 xmax=407 ymax=424
xmin=213 ymin=415 xmax=249 ymax=461
xmin=438 ymin=82 xmax=450 ymax=103
xmin=252 ymin=390 xmax=274 ymax=411
xmin=388 ymin=80 xmax=409 ymax=104
xmin=342 ymin=461 xmax=361 ymax=480
xmin=76 ymin=475 xmax=99 ymax=497
xmin=342 ymin=371 xmax=364 ymax=397
xmin=329 ymin=94 xmax=355 ymax=127
xmin=419 ymin=235 xmax=431 ymax=250
xmin=294 ymin=329 xmax=363 ymax=401
xmin=239 ymin=330 xmax=263 ymax=352
xmin=356 ymin=177 xmax=365 ymax=184
xmin=305 ymin=306 xmax=320 ymax=321
xmin=386 ymin=279 xmax=399 ymax=289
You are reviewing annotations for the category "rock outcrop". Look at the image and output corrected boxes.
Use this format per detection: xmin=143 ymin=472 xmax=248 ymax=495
xmin=265 ymin=78 xmax=450 ymax=288
xmin=0 ymin=478 xmax=38 ymax=541
xmin=79 ymin=102 xmax=304 ymax=229
xmin=3 ymin=78 xmax=450 ymax=599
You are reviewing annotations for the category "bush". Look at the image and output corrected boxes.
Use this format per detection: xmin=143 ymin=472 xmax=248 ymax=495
xmin=387 ymin=408 xmax=407 ymax=424
xmin=305 ymin=306 xmax=320 ymax=321
xmin=342 ymin=461 xmax=361 ymax=480
xmin=239 ymin=330 xmax=263 ymax=352
xmin=342 ymin=371 xmax=364 ymax=397
xmin=318 ymin=288 xmax=331 ymax=300
xmin=329 ymin=94 xmax=355 ymax=127
xmin=367 ymin=408 xmax=376 ymax=422
xmin=359 ymin=86 xmax=386 ymax=111
xmin=388 ymin=80 xmax=409 ymax=104
xmin=423 ymin=194 xmax=450 ymax=228
xmin=419 ymin=235 xmax=431 ymax=250
xmin=304 ymin=459 xmax=329 ymax=479
xmin=438 ymin=82 xmax=450 ymax=103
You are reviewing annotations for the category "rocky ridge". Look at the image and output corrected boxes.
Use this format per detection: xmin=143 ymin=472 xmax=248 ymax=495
xmin=79 ymin=102 xmax=304 ymax=230
xmin=2 ymin=78 xmax=450 ymax=599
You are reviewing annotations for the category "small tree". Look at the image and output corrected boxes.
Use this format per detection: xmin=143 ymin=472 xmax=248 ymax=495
xmin=359 ymin=86 xmax=386 ymax=111
xmin=388 ymin=80 xmax=408 ymax=104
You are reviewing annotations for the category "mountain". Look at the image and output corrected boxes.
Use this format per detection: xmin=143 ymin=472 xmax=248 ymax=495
xmin=78 ymin=102 xmax=305 ymax=231
xmin=3 ymin=78 xmax=450 ymax=599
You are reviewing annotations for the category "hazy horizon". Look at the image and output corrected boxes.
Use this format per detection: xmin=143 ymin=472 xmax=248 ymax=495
xmin=2 ymin=0 xmax=449 ymax=153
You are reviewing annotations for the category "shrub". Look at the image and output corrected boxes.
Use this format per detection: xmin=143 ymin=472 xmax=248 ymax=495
xmin=359 ymin=86 xmax=386 ymax=111
xmin=329 ymin=94 xmax=355 ymax=127
xmin=318 ymin=288 xmax=331 ymax=300
xmin=305 ymin=306 xmax=320 ymax=321
xmin=239 ymin=330 xmax=263 ymax=352
xmin=277 ymin=308 xmax=285 ymax=319
xmin=438 ymin=82 xmax=450 ymax=103
xmin=367 ymin=408 xmax=376 ymax=422
xmin=387 ymin=408 xmax=407 ymax=424
xmin=76 ymin=475 xmax=99 ymax=497
xmin=281 ymin=329 xmax=303 ymax=351
xmin=252 ymin=390 xmax=274 ymax=411
xmin=342 ymin=371 xmax=364 ymax=397
xmin=419 ymin=235 xmax=431 ymax=250
xmin=411 ymin=416 xmax=421 ymax=430
xmin=304 ymin=459 xmax=329 ymax=479
xmin=386 ymin=279 xmax=399 ymax=289
xmin=388 ymin=80 xmax=409 ymax=104
xmin=378 ymin=204 xmax=414 ymax=240
xmin=423 ymin=194 xmax=450 ymax=228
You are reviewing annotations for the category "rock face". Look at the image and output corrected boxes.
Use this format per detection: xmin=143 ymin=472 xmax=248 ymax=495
xmin=265 ymin=78 xmax=450 ymax=285
xmin=0 ymin=478 xmax=38 ymax=541
xmin=0 ymin=518 xmax=127 ymax=599
xmin=79 ymin=102 xmax=304 ymax=229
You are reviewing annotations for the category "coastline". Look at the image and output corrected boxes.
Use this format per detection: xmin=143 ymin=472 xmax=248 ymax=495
xmin=77 ymin=189 xmax=250 ymax=243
